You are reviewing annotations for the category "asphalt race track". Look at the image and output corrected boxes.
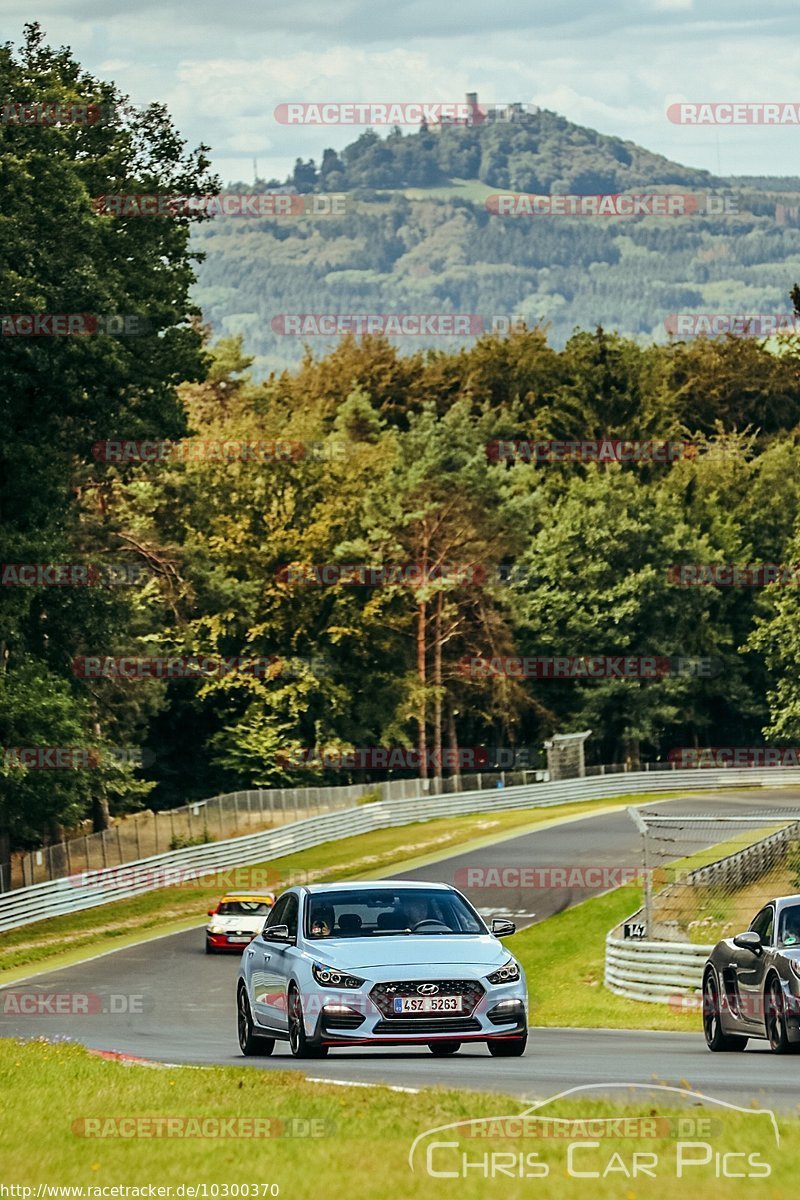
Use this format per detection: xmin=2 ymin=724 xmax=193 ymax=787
xmin=3 ymin=788 xmax=800 ymax=1112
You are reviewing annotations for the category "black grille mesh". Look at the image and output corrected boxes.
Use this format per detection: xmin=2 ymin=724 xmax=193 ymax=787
xmin=370 ymin=979 xmax=484 ymax=1019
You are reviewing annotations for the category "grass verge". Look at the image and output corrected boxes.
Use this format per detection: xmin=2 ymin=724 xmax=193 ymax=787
xmin=511 ymin=884 xmax=699 ymax=1031
xmin=0 ymin=1039 xmax=793 ymax=1198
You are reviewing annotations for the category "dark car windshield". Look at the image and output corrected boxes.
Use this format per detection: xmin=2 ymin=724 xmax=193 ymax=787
xmin=217 ymin=900 xmax=271 ymax=915
xmin=304 ymin=888 xmax=485 ymax=938
xmin=777 ymin=904 xmax=800 ymax=947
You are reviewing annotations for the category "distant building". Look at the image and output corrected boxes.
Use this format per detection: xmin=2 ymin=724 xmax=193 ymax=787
xmin=430 ymin=92 xmax=539 ymax=131
xmin=776 ymin=203 xmax=800 ymax=226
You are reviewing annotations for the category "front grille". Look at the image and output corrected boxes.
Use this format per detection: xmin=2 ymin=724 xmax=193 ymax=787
xmin=373 ymin=1017 xmax=481 ymax=1035
xmin=227 ymin=931 xmax=254 ymax=939
xmin=370 ymin=979 xmax=485 ymax=1019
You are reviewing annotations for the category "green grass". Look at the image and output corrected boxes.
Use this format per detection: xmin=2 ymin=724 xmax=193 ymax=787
xmin=399 ymin=177 xmax=499 ymax=203
xmin=511 ymin=885 xmax=699 ymax=1031
xmin=357 ymin=177 xmax=499 ymax=204
xmin=0 ymin=1039 xmax=794 ymax=1198
xmin=0 ymin=796 xmax=646 ymax=979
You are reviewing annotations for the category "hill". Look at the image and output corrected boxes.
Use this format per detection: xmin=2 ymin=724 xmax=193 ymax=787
xmin=190 ymin=108 xmax=800 ymax=374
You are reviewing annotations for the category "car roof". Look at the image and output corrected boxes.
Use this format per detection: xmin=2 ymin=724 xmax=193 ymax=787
xmin=218 ymin=892 xmax=274 ymax=900
xmin=301 ymin=880 xmax=454 ymax=894
xmin=770 ymin=895 xmax=800 ymax=908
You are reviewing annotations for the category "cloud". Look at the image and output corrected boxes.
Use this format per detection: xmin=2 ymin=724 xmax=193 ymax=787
xmin=5 ymin=3 xmax=800 ymax=179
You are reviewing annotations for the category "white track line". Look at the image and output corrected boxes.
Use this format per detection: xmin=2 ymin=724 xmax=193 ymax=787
xmin=306 ymin=1076 xmax=420 ymax=1093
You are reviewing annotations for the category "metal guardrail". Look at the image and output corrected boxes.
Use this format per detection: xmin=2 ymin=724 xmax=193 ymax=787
xmin=2 ymin=768 xmax=559 ymax=891
xmin=3 ymin=761 xmax=653 ymax=892
xmin=605 ymin=809 xmax=800 ymax=1003
xmin=604 ymin=936 xmax=712 ymax=1003
xmin=3 ymin=765 xmax=800 ymax=934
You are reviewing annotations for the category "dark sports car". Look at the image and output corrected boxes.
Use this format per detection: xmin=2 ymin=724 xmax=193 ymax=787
xmin=703 ymin=894 xmax=800 ymax=1053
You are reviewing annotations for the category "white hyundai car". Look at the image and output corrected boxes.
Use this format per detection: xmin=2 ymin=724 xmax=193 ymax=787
xmin=236 ymin=881 xmax=528 ymax=1057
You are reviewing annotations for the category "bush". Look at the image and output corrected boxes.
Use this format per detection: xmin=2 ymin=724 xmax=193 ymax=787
xmin=168 ymin=831 xmax=214 ymax=850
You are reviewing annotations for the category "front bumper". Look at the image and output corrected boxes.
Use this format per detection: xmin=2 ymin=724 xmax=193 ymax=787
xmin=207 ymin=931 xmax=256 ymax=951
xmin=304 ymin=975 xmax=528 ymax=1046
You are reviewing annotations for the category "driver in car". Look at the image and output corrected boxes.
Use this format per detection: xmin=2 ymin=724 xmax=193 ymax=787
xmin=310 ymin=905 xmax=334 ymax=937
xmin=781 ymin=907 xmax=800 ymax=946
xmin=403 ymin=897 xmax=431 ymax=929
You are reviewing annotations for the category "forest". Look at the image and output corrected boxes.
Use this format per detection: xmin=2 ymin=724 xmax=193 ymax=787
xmin=195 ymin=114 xmax=800 ymax=373
xmin=5 ymin=27 xmax=800 ymax=854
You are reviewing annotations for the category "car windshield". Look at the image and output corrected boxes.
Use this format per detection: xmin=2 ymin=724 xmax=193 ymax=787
xmin=777 ymin=904 xmax=800 ymax=946
xmin=304 ymin=888 xmax=485 ymax=938
xmin=217 ymin=900 xmax=271 ymax=915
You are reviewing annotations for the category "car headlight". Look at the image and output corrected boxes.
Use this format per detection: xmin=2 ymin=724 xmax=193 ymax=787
xmin=207 ymin=923 xmax=226 ymax=934
xmin=487 ymin=959 xmax=521 ymax=984
xmin=312 ymin=963 xmax=365 ymax=989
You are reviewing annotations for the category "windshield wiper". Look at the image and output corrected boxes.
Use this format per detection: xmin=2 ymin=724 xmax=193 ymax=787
xmin=365 ymin=929 xmax=413 ymax=936
xmin=364 ymin=928 xmax=467 ymax=936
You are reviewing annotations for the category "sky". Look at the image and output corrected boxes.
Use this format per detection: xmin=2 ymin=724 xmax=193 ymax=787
xmin=6 ymin=2 xmax=800 ymax=183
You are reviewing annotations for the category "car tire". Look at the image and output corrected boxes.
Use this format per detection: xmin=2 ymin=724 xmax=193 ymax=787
xmin=702 ymin=971 xmax=748 ymax=1052
xmin=766 ymin=977 xmax=794 ymax=1054
xmin=205 ymin=939 xmax=215 ymax=955
xmin=237 ymin=984 xmax=275 ymax=1057
xmin=288 ymin=986 xmax=328 ymax=1059
xmin=487 ymin=1031 xmax=528 ymax=1057
xmin=428 ymin=1041 xmax=462 ymax=1056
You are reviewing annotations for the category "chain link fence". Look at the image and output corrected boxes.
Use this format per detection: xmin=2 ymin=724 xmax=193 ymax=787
xmin=0 ymin=759 xmax=675 ymax=892
xmin=628 ymin=809 xmax=800 ymax=944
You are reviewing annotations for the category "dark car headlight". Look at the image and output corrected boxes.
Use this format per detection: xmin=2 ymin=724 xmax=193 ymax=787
xmin=312 ymin=963 xmax=365 ymax=989
xmin=487 ymin=959 xmax=521 ymax=984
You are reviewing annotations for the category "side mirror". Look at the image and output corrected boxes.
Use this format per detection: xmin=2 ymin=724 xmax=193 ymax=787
xmin=733 ymin=930 xmax=763 ymax=953
xmin=263 ymin=923 xmax=293 ymax=943
xmin=207 ymin=909 xmax=216 ymax=917
xmin=491 ymin=918 xmax=516 ymax=937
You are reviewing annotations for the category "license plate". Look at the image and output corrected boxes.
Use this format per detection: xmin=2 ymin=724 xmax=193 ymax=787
xmin=393 ymin=996 xmax=463 ymax=1014
xmin=228 ymin=936 xmax=250 ymax=944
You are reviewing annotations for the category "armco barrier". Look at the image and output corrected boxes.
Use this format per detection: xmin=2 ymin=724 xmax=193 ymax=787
xmin=604 ymin=936 xmax=712 ymax=1003
xmin=3 ymin=765 xmax=800 ymax=933
xmin=3 ymin=768 xmax=552 ymax=890
xmin=605 ymin=811 xmax=800 ymax=1002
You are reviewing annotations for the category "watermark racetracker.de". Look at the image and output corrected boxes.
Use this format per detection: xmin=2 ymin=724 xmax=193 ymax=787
xmin=1 ymin=563 xmax=152 ymax=587
xmin=665 ymin=314 xmax=800 ymax=337
xmin=0 ymin=990 xmax=149 ymax=1016
xmin=2 ymin=746 xmax=152 ymax=769
xmin=1 ymin=314 xmax=149 ymax=336
xmin=486 ymin=439 xmax=694 ymax=463
xmin=486 ymin=193 xmax=737 ymax=217
xmin=667 ymin=102 xmax=800 ymax=125
xmin=91 ymin=439 xmax=347 ymax=463
xmin=667 ymin=563 xmax=800 ymax=586
xmin=668 ymin=747 xmax=800 ymax=767
xmin=459 ymin=655 xmax=720 ymax=679
xmin=70 ymin=655 xmax=333 ymax=681
xmin=71 ymin=1116 xmax=334 ymax=1139
xmin=93 ymin=194 xmax=347 ymax=218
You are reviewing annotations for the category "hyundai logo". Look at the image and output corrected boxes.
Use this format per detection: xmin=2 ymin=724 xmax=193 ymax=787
xmin=417 ymin=984 xmax=439 ymax=995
